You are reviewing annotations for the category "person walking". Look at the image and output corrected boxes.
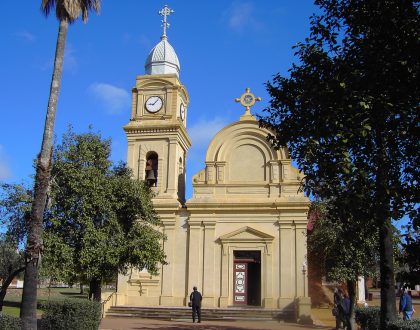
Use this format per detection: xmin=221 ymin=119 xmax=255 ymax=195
xmin=399 ymin=285 xmax=415 ymax=320
xmin=189 ymin=286 xmax=202 ymax=323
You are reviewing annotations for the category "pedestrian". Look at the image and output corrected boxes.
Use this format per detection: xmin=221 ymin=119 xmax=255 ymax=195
xmin=333 ymin=288 xmax=346 ymax=329
xmin=342 ymin=293 xmax=351 ymax=330
xmin=399 ymin=285 xmax=415 ymax=321
xmin=189 ymin=286 xmax=202 ymax=323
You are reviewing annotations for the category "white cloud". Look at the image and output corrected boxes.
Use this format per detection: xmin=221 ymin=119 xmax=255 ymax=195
xmin=39 ymin=43 xmax=78 ymax=73
xmin=63 ymin=43 xmax=78 ymax=73
xmin=15 ymin=30 xmax=36 ymax=42
xmin=89 ymin=82 xmax=130 ymax=114
xmin=188 ymin=117 xmax=229 ymax=151
xmin=0 ymin=145 xmax=12 ymax=180
xmin=123 ymin=33 xmax=151 ymax=48
xmin=225 ymin=1 xmax=264 ymax=32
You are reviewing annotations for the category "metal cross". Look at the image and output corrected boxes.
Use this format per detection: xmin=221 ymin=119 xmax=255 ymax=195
xmin=159 ymin=5 xmax=174 ymax=38
xmin=235 ymin=88 xmax=261 ymax=116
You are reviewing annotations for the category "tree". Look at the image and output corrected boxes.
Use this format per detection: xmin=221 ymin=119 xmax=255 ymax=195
xmin=308 ymin=201 xmax=379 ymax=330
xmin=397 ymin=224 xmax=420 ymax=287
xmin=0 ymin=236 xmax=25 ymax=312
xmin=22 ymin=1 xmax=100 ymax=328
xmin=0 ymin=183 xmax=32 ymax=312
xmin=260 ymin=1 xmax=419 ymax=327
xmin=42 ymin=129 xmax=166 ymax=302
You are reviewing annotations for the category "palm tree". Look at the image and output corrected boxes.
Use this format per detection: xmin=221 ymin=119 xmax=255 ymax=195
xmin=21 ymin=1 xmax=100 ymax=329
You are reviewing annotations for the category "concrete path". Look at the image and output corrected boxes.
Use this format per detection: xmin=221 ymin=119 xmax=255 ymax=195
xmin=100 ymin=317 xmax=332 ymax=330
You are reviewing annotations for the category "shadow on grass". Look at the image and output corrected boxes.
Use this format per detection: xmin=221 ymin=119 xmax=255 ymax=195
xmin=59 ymin=291 xmax=88 ymax=299
xmin=3 ymin=300 xmax=21 ymax=308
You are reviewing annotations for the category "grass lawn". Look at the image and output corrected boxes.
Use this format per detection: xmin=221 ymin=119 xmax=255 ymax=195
xmin=2 ymin=287 xmax=90 ymax=317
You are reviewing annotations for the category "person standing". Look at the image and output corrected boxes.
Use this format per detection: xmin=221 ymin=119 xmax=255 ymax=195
xmin=190 ymin=286 xmax=202 ymax=323
xmin=399 ymin=286 xmax=415 ymax=320
xmin=342 ymin=293 xmax=351 ymax=330
xmin=334 ymin=288 xmax=346 ymax=330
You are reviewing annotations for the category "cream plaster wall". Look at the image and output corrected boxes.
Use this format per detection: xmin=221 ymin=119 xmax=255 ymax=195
xmin=118 ymin=73 xmax=310 ymax=313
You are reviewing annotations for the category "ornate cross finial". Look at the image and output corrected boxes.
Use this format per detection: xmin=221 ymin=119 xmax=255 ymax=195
xmin=159 ymin=5 xmax=174 ymax=39
xmin=235 ymin=88 xmax=261 ymax=116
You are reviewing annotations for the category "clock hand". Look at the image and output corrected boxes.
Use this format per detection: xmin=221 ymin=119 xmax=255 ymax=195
xmin=151 ymin=99 xmax=159 ymax=105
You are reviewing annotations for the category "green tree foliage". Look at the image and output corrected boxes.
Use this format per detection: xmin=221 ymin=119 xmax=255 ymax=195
xmin=23 ymin=2 xmax=100 ymax=328
xmin=0 ymin=183 xmax=31 ymax=311
xmin=308 ymin=202 xmax=379 ymax=282
xmin=308 ymin=201 xmax=379 ymax=330
xmin=42 ymin=129 xmax=166 ymax=301
xmin=260 ymin=0 xmax=419 ymax=327
xmin=397 ymin=225 xmax=420 ymax=287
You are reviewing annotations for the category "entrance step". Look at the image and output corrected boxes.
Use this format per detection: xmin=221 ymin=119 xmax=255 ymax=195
xmin=106 ymin=306 xmax=294 ymax=322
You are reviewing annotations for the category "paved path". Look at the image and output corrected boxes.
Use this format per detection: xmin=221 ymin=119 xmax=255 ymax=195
xmin=100 ymin=317 xmax=332 ymax=330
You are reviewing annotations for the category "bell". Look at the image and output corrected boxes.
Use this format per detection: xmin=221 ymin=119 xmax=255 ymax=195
xmin=146 ymin=170 xmax=156 ymax=181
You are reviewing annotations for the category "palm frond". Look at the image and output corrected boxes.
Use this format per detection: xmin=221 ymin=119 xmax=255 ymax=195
xmin=40 ymin=0 xmax=100 ymax=23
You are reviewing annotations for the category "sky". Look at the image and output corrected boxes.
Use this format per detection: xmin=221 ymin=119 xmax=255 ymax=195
xmin=0 ymin=1 xmax=318 ymax=199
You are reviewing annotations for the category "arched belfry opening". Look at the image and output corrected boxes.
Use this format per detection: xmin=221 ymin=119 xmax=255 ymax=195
xmin=145 ymin=152 xmax=158 ymax=187
xmin=177 ymin=156 xmax=185 ymax=203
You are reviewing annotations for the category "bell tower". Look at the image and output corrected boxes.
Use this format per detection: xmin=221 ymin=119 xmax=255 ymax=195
xmin=124 ymin=5 xmax=191 ymax=205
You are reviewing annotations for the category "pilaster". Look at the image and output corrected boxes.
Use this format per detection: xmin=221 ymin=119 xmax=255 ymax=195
xmin=187 ymin=220 xmax=202 ymax=302
xmin=202 ymin=220 xmax=216 ymax=307
xmin=160 ymin=220 xmax=176 ymax=305
xmin=278 ymin=221 xmax=295 ymax=308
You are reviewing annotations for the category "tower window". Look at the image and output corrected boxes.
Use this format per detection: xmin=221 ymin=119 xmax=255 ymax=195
xmin=145 ymin=152 xmax=158 ymax=187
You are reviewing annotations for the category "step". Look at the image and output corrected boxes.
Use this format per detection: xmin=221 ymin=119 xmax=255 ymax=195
xmin=106 ymin=306 xmax=293 ymax=321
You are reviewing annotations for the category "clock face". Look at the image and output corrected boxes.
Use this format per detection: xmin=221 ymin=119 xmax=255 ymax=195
xmin=180 ymin=103 xmax=186 ymax=121
xmin=243 ymin=94 xmax=254 ymax=105
xmin=145 ymin=96 xmax=163 ymax=113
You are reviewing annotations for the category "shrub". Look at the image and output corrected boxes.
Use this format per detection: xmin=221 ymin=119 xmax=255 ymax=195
xmin=387 ymin=319 xmax=420 ymax=330
xmin=40 ymin=299 xmax=101 ymax=330
xmin=0 ymin=313 xmax=21 ymax=330
xmin=355 ymin=306 xmax=380 ymax=330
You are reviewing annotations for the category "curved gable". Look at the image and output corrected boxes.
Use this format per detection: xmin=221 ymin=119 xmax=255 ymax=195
xmin=190 ymin=117 xmax=305 ymax=201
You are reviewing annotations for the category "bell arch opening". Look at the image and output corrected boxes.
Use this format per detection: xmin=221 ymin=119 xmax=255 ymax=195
xmin=145 ymin=151 xmax=158 ymax=187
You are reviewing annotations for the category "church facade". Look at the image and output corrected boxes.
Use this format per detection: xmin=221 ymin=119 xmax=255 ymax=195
xmin=115 ymin=6 xmax=311 ymax=315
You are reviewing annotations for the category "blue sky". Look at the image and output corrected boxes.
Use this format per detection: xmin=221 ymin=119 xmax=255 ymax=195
xmin=0 ymin=1 xmax=317 ymax=198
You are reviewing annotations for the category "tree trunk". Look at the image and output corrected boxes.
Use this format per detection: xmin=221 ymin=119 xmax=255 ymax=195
xmin=379 ymin=212 xmax=397 ymax=327
xmin=346 ymin=279 xmax=356 ymax=330
xmin=375 ymin=126 xmax=397 ymax=328
xmin=21 ymin=19 xmax=68 ymax=330
xmin=0 ymin=266 xmax=25 ymax=312
xmin=90 ymin=278 xmax=102 ymax=302
xmin=80 ymin=282 xmax=84 ymax=295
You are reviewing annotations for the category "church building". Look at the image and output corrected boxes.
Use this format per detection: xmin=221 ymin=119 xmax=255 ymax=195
xmin=115 ymin=5 xmax=311 ymax=317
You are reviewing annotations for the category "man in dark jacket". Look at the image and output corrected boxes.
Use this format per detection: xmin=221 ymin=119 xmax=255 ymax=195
xmin=190 ymin=286 xmax=202 ymax=323
xmin=399 ymin=286 xmax=414 ymax=320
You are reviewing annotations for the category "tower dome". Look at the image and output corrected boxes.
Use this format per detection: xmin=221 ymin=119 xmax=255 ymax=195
xmin=144 ymin=36 xmax=180 ymax=76
xmin=144 ymin=5 xmax=180 ymax=77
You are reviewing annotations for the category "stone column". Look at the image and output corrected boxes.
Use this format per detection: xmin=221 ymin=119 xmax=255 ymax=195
xmin=160 ymin=220 xmax=175 ymax=306
xmin=280 ymin=160 xmax=291 ymax=181
xmin=202 ymin=221 xmax=216 ymax=307
xmin=166 ymin=139 xmax=178 ymax=196
xmin=357 ymin=276 xmax=366 ymax=304
xmin=187 ymin=221 xmax=202 ymax=303
xmin=262 ymin=243 xmax=274 ymax=308
xmin=215 ymin=162 xmax=226 ymax=184
xmin=295 ymin=222 xmax=307 ymax=297
xmin=278 ymin=221 xmax=295 ymax=309
xmin=219 ymin=243 xmax=229 ymax=307
xmin=126 ymin=142 xmax=136 ymax=173
xmin=205 ymin=162 xmax=216 ymax=184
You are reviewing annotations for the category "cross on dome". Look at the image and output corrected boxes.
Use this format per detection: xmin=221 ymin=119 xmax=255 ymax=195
xmin=235 ymin=88 xmax=261 ymax=116
xmin=159 ymin=5 xmax=174 ymax=39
